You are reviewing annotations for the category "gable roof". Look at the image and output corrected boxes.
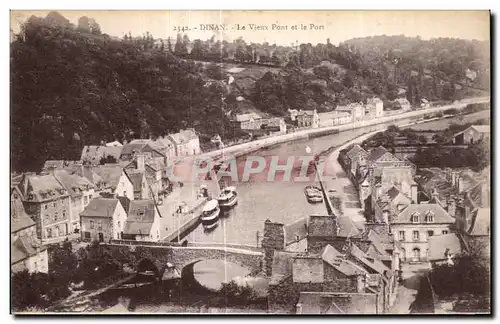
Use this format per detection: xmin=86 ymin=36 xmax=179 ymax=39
xmin=367 ymin=146 xmax=391 ymax=162
xmin=468 ymin=208 xmax=490 ymax=236
xmin=270 ymin=250 xmax=295 ymax=285
xmin=117 ymin=196 xmax=131 ymax=214
xmin=292 ymin=257 xmax=324 ymax=283
xmin=53 ymin=170 xmax=95 ymax=198
xmin=80 ymin=198 xmax=119 ymax=218
xmin=348 ymin=243 xmax=390 ymax=275
xmin=336 ymin=216 xmax=362 ymax=238
xmin=322 ymin=245 xmax=368 ymax=277
xmin=123 ymin=200 xmax=159 ymax=236
xmin=11 ymin=236 xmax=45 ymax=265
xmin=126 ymin=170 xmax=145 ymax=193
xmin=19 ymin=173 xmax=68 ymax=202
xmin=427 ymin=233 xmax=463 ymax=261
xmin=471 ymin=125 xmax=490 ymax=134
xmin=81 ymin=145 xmax=123 ymax=164
xmin=93 ymin=165 xmax=125 ymax=189
xmin=11 ymin=188 xmax=35 ymax=233
xmin=308 ymin=215 xmax=337 ymax=238
xmin=284 ymin=217 xmax=308 ymax=246
xmin=393 ymin=203 xmax=454 ymax=224
xmin=346 ymin=145 xmax=368 ymax=160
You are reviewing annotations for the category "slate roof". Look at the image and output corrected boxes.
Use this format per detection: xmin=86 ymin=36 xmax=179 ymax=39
xmin=348 ymin=243 xmax=390 ymax=275
xmin=123 ymin=200 xmax=160 ymax=236
xmin=126 ymin=171 xmax=145 ymax=193
xmin=468 ymin=208 xmax=490 ymax=236
xmin=93 ymin=165 xmax=125 ymax=189
xmin=19 ymin=174 xmax=68 ymax=202
xmin=284 ymin=217 xmax=308 ymax=246
xmin=81 ymin=145 xmax=123 ymax=164
xmin=53 ymin=170 xmax=94 ymax=198
xmin=346 ymin=145 xmax=368 ymax=160
xmin=11 ymin=235 xmax=45 ymax=265
xmin=321 ymin=245 xmax=368 ymax=277
xmin=367 ymin=146 xmax=391 ymax=162
xmin=336 ymin=216 xmax=362 ymax=238
xmin=11 ymin=188 xmax=35 ymax=233
xmin=117 ymin=196 xmax=131 ymax=213
xmin=470 ymin=125 xmax=490 ymax=134
xmin=292 ymin=257 xmax=324 ymax=283
xmin=269 ymin=250 xmax=295 ymax=285
xmin=392 ymin=203 xmax=454 ymax=224
xmin=80 ymin=198 xmax=119 ymax=218
xmin=428 ymin=233 xmax=463 ymax=261
xmin=308 ymin=215 xmax=337 ymax=238
xmin=43 ymin=160 xmax=79 ymax=170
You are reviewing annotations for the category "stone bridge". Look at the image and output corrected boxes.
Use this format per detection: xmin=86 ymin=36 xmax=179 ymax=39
xmin=102 ymin=240 xmax=264 ymax=279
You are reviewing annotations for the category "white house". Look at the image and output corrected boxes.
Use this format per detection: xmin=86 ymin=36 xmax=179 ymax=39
xmin=453 ymin=125 xmax=490 ymax=145
xmin=168 ymin=129 xmax=201 ymax=156
xmin=80 ymin=198 xmax=128 ymax=242
xmin=318 ymin=111 xmax=352 ymax=127
xmin=366 ymin=97 xmax=384 ymax=118
xmin=122 ymin=200 xmax=162 ymax=241
xmin=93 ymin=165 xmax=135 ymax=200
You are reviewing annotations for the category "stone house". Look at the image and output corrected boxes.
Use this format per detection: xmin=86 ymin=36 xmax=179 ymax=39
xmin=124 ymin=154 xmax=165 ymax=201
xmin=336 ymin=103 xmax=365 ymax=122
xmin=81 ymin=145 xmax=123 ymax=165
xmin=235 ymin=112 xmax=263 ymax=130
xmin=18 ymin=173 xmax=72 ymax=241
xmin=11 ymin=186 xmax=48 ymax=274
xmin=93 ymin=165 xmax=135 ymax=201
xmin=52 ymin=170 xmax=95 ymax=233
xmin=120 ymin=139 xmax=168 ymax=162
xmin=288 ymin=109 xmax=299 ymax=121
xmin=318 ymin=111 xmax=352 ymax=127
xmin=167 ymin=129 xmax=201 ymax=157
xmin=296 ymin=110 xmax=319 ymax=128
xmin=452 ymin=125 xmax=490 ymax=145
xmin=390 ymin=204 xmax=455 ymax=263
xmin=80 ymin=198 xmax=127 ymax=242
xmin=339 ymin=144 xmax=369 ymax=182
xmin=126 ymin=170 xmax=149 ymax=200
xmin=366 ymin=97 xmax=384 ymax=119
xmin=122 ymin=200 xmax=162 ymax=241
xmin=153 ymin=136 xmax=177 ymax=162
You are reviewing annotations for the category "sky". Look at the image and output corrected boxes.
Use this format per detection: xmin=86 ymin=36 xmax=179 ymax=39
xmin=10 ymin=10 xmax=490 ymax=46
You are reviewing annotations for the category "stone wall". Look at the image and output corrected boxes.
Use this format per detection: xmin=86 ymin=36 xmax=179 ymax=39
xmin=262 ymin=220 xmax=285 ymax=276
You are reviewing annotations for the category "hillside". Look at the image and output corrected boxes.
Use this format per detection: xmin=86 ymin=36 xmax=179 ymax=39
xmin=11 ymin=12 xmax=490 ymax=172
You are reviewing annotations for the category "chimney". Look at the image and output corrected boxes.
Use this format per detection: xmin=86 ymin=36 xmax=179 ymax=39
xmin=411 ymin=183 xmax=418 ymax=204
xmin=480 ymin=182 xmax=489 ymax=207
xmin=137 ymin=154 xmax=145 ymax=172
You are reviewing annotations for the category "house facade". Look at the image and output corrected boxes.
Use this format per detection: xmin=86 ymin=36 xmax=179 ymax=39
xmin=296 ymin=110 xmax=319 ymax=128
xmin=453 ymin=125 xmax=490 ymax=145
xmin=336 ymin=103 xmax=365 ymax=122
xmin=11 ymin=187 xmax=49 ymax=274
xmin=318 ymin=111 xmax=351 ymax=127
xmin=53 ymin=170 xmax=95 ymax=233
xmin=366 ymin=98 xmax=384 ymax=118
xmin=93 ymin=165 xmax=135 ymax=200
xmin=168 ymin=129 xmax=201 ymax=156
xmin=122 ymin=200 xmax=162 ymax=241
xmin=80 ymin=198 xmax=127 ymax=242
xmin=390 ymin=204 xmax=455 ymax=263
xmin=81 ymin=145 xmax=123 ymax=165
xmin=18 ymin=173 xmax=72 ymax=241
xmin=126 ymin=170 xmax=149 ymax=200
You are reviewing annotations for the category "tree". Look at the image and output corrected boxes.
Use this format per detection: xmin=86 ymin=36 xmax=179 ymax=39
xmin=166 ymin=37 xmax=173 ymax=52
xmin=99 ymin=154 xmax=117 ymax=165
xmin=174 ymin=33 xmax=187 ymax=56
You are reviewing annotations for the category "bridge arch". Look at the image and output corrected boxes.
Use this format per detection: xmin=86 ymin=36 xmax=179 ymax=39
xmin=136 ymin=258 xmax=161 ymax=278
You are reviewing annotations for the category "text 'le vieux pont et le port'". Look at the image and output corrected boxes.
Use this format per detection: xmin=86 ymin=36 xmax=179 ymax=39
xmin=173 ymin=23 xmax=326 ymax=32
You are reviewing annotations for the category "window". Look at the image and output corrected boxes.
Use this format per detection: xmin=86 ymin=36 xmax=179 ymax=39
xmin=117 ymin=221 xmax=121 ymax=229
xmin=84 ymin=232 xmax=91 ymax=239
xmin=53 ymin=203 xmax=56 ymax=208
xmin=399 ymin=231 xmax=406 ymax=241
xmin=44 ymin=204 xmax=48 ymax=210
xmin=412 ymin=230 xmax=420 ymax=241
xmin=442 ymin=230 xmax=448 ymax=235
xmin=54 ymin=213 xmax=58 ymax=222
xmin=425 ymin=211 xmax=435 ymax=223
xmin=97 ymin=221 xmax=102 ymax=230
xmin=89 ymin=195 xmax=92 ymax=199
xmin=411 ymin=212 xmax=420 ymax=223
xmin=427 ymin=230 xmax=434 ymax=237
xmin=62 ymin=210 xmax=66 ymax=219
xmin=45 ymin=214 xmax=50 ymax=222
xmin=90 ymin=220 xmax=95 ymax=229
xmin=47 ymin=228 xmax=52 ymax=238
xmin=123 ymin=191 xmax=127 ymax=197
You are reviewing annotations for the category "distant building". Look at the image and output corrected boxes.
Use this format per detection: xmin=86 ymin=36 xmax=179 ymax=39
xmin=235 ymin=112 xmax=263 ymax=130
xmin=123 ymin=153 xmax=166 ymax=201
xmin=126 ymin=170 xmax=149 ymax=200
xmin=288 ymin=109 xmax=299 ymax=122
xmin=122 ymin=200 xmax=162 ymax=241
xmin=11 ymin=186 xmax=49 ymax=274
xmin=318 ymin=111 xmax=351 ymax=127
xmin=18 ymin=173 xmax=71 ymax=241
xmin=80 ymin=198 xmax=127 ymax=242
xmin=420 ymin=98 xmax=430 ymax=109
xmin=453 ymin=125 xmax=490 ymax=145
xmin=393 ymin=98 xmax=411 ymax=110
xmin=167 ymin=129 xmax=201 ymax=156
xmin=81 ymin=145 xmax=123 ymax=165
xmin=120 ymin=139 xmax=168 ymax=161
xmin=296 ymin=110 xmax=319 ymax=128
xmin=336 ymin=103 xmax=365 ymax=122
xmin=93 ymin=165 xmax=135 ymax=200
xmin=366 ymin=98 xmax=384 ymax=118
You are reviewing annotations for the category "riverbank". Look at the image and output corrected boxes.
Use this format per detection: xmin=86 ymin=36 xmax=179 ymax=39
xmin=200 ymin=97 xmax=489 ymax=161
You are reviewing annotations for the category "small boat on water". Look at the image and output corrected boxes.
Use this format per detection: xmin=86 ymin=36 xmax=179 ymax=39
xmin=200 ymin=199 xmax=220 ymax=227
xmin=304 ymin=185 xmax=323 ymax=203
xmin=217 ymin=186 xmax=238 ymax=208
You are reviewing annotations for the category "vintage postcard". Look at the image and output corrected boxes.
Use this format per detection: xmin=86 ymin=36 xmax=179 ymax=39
xmin=10 ymin=10 xmax=491 ymax=315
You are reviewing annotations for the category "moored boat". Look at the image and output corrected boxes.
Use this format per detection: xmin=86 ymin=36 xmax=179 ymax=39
xmin=217 ymin=186 xmax=238 ymax=208
xmin=200 ymin=199 xmax=220 ymax=226
xmin=304 ymin=185 xmax=323 ymax=203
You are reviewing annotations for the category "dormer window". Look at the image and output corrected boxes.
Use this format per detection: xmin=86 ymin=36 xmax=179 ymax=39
xmin=424 ymin=211 xmax=435 ymax=223
xmin=411 ymin=212 xmax=420 ymax=223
